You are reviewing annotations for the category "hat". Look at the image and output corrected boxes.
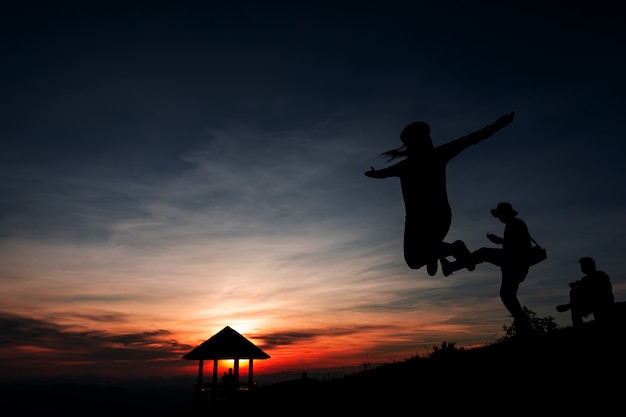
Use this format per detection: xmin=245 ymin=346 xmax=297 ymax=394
xmin=491 ymin=202 xmax=518 ymax=218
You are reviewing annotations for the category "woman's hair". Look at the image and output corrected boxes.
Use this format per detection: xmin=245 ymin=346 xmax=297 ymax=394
xmin=380 ymin=146 xmax=409 ymax=162
xmin=379 ymin=121 xmax=431 ymax=162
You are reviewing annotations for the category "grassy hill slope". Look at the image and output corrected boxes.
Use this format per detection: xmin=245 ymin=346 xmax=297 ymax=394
xmin=185 ymin=321 xmax=625 ymax=415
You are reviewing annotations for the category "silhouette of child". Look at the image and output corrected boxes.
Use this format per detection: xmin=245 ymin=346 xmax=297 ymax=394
xmin=365 ymin=112 xmax=515 ymax=276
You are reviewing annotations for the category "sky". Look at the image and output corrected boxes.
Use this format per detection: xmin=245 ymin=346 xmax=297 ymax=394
xmin=1 ymin=1 xmax=625 ymax=384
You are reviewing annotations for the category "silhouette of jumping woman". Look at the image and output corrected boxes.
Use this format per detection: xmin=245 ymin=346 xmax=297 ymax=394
xmin=365 ymin=112 xmax=515 ymax=276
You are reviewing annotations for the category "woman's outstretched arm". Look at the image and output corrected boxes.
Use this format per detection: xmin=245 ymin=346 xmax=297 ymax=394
xmin=441 ymin=112 xmax=515 ymax=159
xmin=364 ymin=164 xmax=400 ymax=178
xmin=459 ymin=112 xmax=515 ymax=146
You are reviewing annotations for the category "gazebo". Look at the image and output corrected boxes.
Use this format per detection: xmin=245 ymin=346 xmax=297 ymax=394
xmin=182 ymin=326 xmax=271 ymax=401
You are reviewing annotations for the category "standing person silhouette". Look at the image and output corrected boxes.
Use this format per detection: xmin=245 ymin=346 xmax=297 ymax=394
xmin=365 ymin=112 xmax=515 ymax=276
xmin=556 ymin=257 xmax=614 ymax=328
xmin=442 ymin=202 xmax=534 ymax=333
xmin=222 ymin=367 xmax=236 ymax=400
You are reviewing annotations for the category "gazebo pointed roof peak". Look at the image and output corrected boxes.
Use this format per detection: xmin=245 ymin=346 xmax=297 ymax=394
xmin=182 ymin=325 xmax=270 ymax=360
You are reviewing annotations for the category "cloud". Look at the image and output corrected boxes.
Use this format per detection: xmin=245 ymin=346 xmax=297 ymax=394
xmin=253 ymin=325 xmax=391 ymax=349
xmin=0 ymin=312 xmax=189 ymax=353
xmin=0 ymin=311 xmax=194 ymax=379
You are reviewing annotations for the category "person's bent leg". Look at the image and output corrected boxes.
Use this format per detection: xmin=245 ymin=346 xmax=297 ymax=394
xmin=441 ymin=247 xmax=502 ymax=277
xmin=402 ymin=221 xmax=432 ymax=271
xmin=403 ymin=224 xmax=444 ymax=276
xmin=404 ymin=240 xmax=438 ymax=274
xmin=473 ymin=247 xmax=503 ymax=267
xmin=443 ymin=240 xmax=475 ymax=271
xmin=569 ymin=291 xmax=593 ymax=328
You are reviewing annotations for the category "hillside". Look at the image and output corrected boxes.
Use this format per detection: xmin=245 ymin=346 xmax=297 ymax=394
xmin=2 ymin=320 xmax=623 ymax=416
xmin=181 ymin=321 xmax=625 ymax=415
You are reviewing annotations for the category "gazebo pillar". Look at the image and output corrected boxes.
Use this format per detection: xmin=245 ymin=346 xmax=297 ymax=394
xmin=196 ymin=359 xmax=203 ymax=385
xmin=248 ymin=358 xmax=254 ymax=389
xmin=211 ymin=359 xmax=218 ymax=401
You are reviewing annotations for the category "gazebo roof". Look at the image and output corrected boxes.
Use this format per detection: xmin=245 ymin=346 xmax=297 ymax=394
xmin=182 ymin=325 xmax=271 ymax=360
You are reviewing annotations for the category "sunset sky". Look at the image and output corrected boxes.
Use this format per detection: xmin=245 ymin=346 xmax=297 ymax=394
xmin=2 ymin=1 xmax=625 ymax=383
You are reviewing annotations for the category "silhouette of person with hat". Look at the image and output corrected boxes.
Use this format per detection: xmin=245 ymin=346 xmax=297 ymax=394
xmin=364 ymin=112 xmax=515 ymax=276
xmin=442 ymin=202 xmax=534 ymax=333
